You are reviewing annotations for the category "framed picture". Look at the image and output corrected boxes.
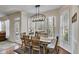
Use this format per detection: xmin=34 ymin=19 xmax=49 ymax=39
xmin=72 ymin=13 xmax=77 ymax=23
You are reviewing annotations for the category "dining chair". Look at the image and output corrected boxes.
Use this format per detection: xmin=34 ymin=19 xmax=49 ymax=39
xmin=20 ymin=32 xmax=26 ymax=48
xmin=21 ymin=37 xmax=25 ymax=48
xmin=31 ymin=36 xmax=41 ymax=54
xmin=47 ymin=36 xmax=59 ymax=54
xmin=41 ymin=42 xmax=48 ymax=54
xmin=21 ymin=35 xmax=31 ymax=53
xmin=24 ymin=36 xmax=30 ymax=48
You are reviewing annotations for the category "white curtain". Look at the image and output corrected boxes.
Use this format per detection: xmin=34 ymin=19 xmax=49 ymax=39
xmin=5 ymin=20 xmax=10 ymax=38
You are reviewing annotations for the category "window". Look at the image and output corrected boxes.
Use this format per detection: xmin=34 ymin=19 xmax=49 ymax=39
xmin=60 ymin=9 xmax=70 ymax=45
xmin=28 ymin=16 xmax=56 ymax=38
xmin=47 ymin=16 xmax=56 ymax=37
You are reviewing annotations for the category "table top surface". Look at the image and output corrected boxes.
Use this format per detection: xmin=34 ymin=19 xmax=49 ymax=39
xmin=28 ymin=36 xmax=53 ymax=42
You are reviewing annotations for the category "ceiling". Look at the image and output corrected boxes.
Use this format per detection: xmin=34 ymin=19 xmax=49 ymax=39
xmin=0 ymin=5 xmax=62 ymax=16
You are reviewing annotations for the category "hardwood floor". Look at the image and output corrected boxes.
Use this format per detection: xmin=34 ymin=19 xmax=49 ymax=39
xmin=14 ymin=46 xmax=71 ymax=54
xmin=58 ymin=46 xmax=71 ymax=54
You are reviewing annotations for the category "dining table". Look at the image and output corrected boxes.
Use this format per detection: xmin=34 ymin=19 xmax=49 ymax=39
xmin=28 ymin=35 xmax=54 ymax=53
xmin=15 ymin=35 xmax=55 ymax=54
xmin=39 ymin=36 xmax=54 ymax=53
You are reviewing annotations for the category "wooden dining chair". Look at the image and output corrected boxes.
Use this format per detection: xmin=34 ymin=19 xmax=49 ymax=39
xmin=21 ymin=37 xmax=25 ymax=48
xmin=20 ymin=32 xmax=26 ymax=48
xmin=47 ymin=36 xmax=59 ymax=54
xmin=24 ymin=36 xmax=30 ymax=48
xmin=41 ymin=42 xmax=49 ymax=54
xmin=31 ymin=36 xmax=41 ymax=54
xmin=21 ymin=35 xmax=31 ymax=53
xmin=53 ymin=36 xmax=59 ymax=54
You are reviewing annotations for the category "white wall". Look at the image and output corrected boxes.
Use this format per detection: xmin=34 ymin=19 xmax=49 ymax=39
xmin=70 ymin=6 xmax=79 ymax=53
xmin=8 ymin=15 xmax=15 ymax=42
xmin=8 ymin=12 xmax=22 ymax=44
xmin=77 ymin=6 xmax=79 ymax=53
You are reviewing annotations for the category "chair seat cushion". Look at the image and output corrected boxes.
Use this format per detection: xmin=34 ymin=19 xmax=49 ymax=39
xmin=32 ymin=45 xmax=40 ymax=48
xmin=32 ymin=48 xmax=40 ymax=51
xmin=47 ymin=39 xmax=56 ymax=48
xmin=47 ymin=43 xmax=55 ymax=48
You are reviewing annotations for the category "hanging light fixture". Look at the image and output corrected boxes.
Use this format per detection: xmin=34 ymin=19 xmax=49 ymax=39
xmin=31 ymin=5 xmax=46 ymax=22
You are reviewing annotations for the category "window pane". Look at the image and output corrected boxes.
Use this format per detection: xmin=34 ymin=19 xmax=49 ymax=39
xmin=47 ymin=16 xmax=56 ymax=37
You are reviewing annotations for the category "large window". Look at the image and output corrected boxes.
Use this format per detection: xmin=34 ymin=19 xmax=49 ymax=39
xmin=60 ymin=13 xmax=69 ymax=43
xmin=60 ymin=8 xmax=71 ymax=49
xmin=28 ymin=16 xmax=56 ymax=38
xmin=60 ymin=8 xmax=73 ymax=53
xmin=47 ymin=16 xmax=56 ymax=37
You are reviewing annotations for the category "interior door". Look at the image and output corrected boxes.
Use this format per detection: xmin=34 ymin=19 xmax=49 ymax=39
xmin=14 ymin=17 xmax=21 ymax=43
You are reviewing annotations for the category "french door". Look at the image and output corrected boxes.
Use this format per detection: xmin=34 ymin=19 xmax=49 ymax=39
xmin=14 ymin=17 xmax=21 ymax=43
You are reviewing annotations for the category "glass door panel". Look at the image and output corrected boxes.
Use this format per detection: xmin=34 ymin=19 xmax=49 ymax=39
xmin=14 ymin=17 xmax=21 ymax=43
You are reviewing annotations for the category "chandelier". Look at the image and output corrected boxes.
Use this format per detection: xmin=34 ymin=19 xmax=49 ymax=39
xmin=31 ymin=5 xmax=46 ymax=22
